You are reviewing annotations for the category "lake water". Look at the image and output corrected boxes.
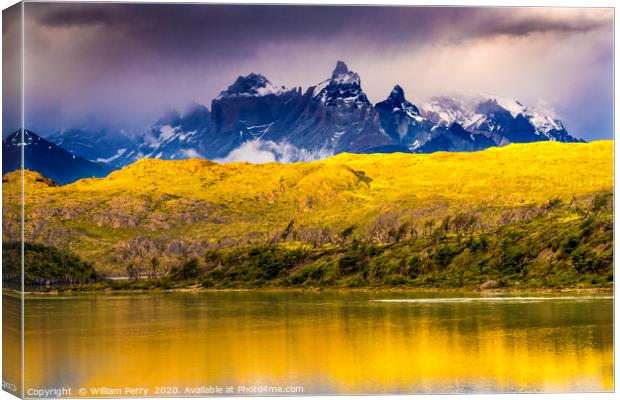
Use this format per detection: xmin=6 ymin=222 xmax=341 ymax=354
xmin=8 ymin=291 xmax=614 ymax=395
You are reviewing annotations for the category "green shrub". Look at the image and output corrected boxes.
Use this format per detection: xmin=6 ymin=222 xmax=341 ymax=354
xmin=3 ymin=241 xmax=97 ymax=285
xmin=169 ymin=257 xmax=200 ymax=281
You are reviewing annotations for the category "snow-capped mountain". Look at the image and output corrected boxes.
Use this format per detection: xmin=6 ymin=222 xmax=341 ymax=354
xmin=264 ymin=61 xmax=392 ymax=154
xmin=215 ymin=73 xmax=289 ymax=99
xmin=420 ymin=95 xmax=582 ymax=145
xmin=35 ymin=61 xmax=583 ymax=170
xmin=374 ymin=85 xmax=434 ymax=152
xmin=138 ymin=61 xmax=393 ymax=163
xmin=46 ymin=128 xmax=137 ymax=167
xmin=2 ymin=130 xmax=115 ymax=184
xmin=374 ymin=85 xmax=496 ymax=153
xmin=314 ymin=61 xmax=370 ymax=107
xmin=108 ymin=102 xmax=213 ymax=166
xmin=208 ymin=73 xmax=302 ymax=158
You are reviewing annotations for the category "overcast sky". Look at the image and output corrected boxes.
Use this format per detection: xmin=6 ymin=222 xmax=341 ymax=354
xmin=2 ymin=4 xmax=614 ymax=140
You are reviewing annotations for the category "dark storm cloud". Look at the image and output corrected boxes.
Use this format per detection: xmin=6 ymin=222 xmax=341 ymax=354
xmin=2 ymin=3 xmax=23 ymax=135
xmin=11 ymin=4 xmax=614 ymax=141
xmin=32 ymin=4 xmax=609 ymax=47
xmin=29 ymin=4 xmax=456 ymax=64
xmin=35 ymin=3 xmax=124 ymax=27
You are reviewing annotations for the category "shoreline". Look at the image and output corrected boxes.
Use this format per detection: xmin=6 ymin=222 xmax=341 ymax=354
xmin=4 ymin=285 xmax=614 ymax=297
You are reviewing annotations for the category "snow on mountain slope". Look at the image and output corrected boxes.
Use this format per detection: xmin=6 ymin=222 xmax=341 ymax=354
xmin=47 ymin=128 xmax=137 ymax=167
xmin=39 ymin=62 xmax=584 ymax=173
xmin=419 ymin=94 xmax=581 ymax=144
xmin=312 ymin=61 xmax=371 ymax=107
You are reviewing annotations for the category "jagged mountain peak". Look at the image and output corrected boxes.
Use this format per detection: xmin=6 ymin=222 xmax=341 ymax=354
xmin=329 ymin=61 xmax=361 ymax=87
xmin=4 ymin=129 xmax=47 ymax=147
xmin=378 ymin=85 xmax=420 ymax=115
xmin=218 ymin=73 xmax=287 ymax=99
xmin=389 ymin=85 xmax=406 ymax=102
xmin=46 ymin=64 xmax=584 ymax=169
xmin=331 ymin=61 xmax=350 ymax=79
xmin=313 ymin=61 xmax=367 ymax=106
xmin=232 ymin=72 xmax=270 ymax=89
xmin=374 ymin=86 xmax=433 ymax=150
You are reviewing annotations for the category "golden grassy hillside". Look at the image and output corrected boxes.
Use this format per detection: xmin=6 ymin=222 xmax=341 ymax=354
xmin=3 ymin=140 xmax=613 ymax=274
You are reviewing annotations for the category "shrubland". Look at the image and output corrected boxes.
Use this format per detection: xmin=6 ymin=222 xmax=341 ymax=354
xmin=2 ymin=141 xmax=613 ymax=290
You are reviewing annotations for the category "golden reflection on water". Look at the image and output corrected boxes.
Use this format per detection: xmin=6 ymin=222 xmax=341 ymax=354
xmin=3 ymin=293 xmax=22 ymax=397
xmin=23 ymin=292 xmax=612 ymax=394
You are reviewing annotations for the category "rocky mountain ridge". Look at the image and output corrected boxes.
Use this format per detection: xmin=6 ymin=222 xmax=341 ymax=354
xmin=64 ymin=61 xmax=582 ymax=167
xmin=7 ymin=61 xmax=584 ymax=183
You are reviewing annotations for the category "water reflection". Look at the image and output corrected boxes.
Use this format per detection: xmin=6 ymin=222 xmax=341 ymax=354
xmin=3 ymin=292 xmax=22 ymax=397
xmin=22 ymin=291 xmax=613 ymax=394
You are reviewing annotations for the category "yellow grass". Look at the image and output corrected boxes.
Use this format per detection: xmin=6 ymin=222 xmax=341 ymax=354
xmin=3 ymin=140 xmax=613 ymax=272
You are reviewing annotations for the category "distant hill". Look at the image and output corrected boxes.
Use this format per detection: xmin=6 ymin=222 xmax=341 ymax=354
xmin=3 ymin=140 xmax=612 ymax=279
xmin=2 ymin=130 xmax=115 ymax=185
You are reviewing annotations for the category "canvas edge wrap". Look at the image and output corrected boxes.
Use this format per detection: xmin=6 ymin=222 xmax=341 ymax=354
xmin=2 ymin=1 xmax=25 ymax=398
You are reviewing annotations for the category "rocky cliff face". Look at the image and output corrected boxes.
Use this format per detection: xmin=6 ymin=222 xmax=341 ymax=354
xmin=208 ymin=74 xmax=303 ymax=159
xmin=40 ymin=61 xmax=584 ymax=167
xmin=374 ymin=86 xmax=497 ymax=153
xmin=265 ymin=61 xmax=392 ymax=154
xmin=375 ymin=85 xmax=435 ymax=152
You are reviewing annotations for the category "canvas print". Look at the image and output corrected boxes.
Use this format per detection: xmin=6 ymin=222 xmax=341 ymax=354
xmin=1 ymin=2 xmax=614 ymax=397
